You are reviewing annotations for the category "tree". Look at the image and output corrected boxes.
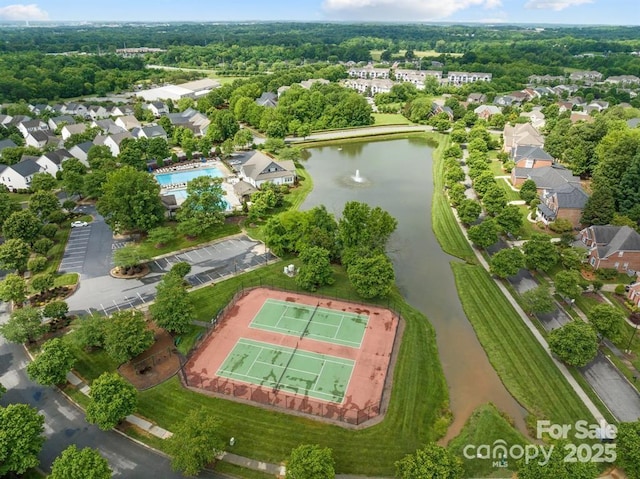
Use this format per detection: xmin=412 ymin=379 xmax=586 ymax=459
xmin=554 ymin=270 xmax=582 ymax=301
xmin=0 ymin=307 xmax=45 ymax=344
xmin=96 ymin=166 xmax=165 ymax=233
xmin=467 ymin=219 xmax=499 ymax=249
xmin=86 ymin=372 xmax=137 ymax=430
xmin=29 ymin=190 xmax=61 ymax=220
xmin=30 ymin=172 xmax=57 ymax=192
xmin=43 ymin=300 xmax=69 ymax=320
xmin=50 ymin=445 xmax=112 ymax=479
xmin=617 ymin=420 xmax=640 ymax=479
xmin=176 ymin=176 xmax=227 ymax=236
xmin=482 ymin=184 xmax=507 ymax=216
xmin=286 ymin=444 xmax=335 ymax=479
xmin=150 ymin=274 xmax=194 ymax=334
xmin=0 ymin=273 xmax=27 ymax=305
xmin=233 ymin=129 xmax=254 ymax=149
xmin=295 ymin=246 xmax=334 ymax=292
xmin=521 ymin=285 xmax=556 ymax=315
xmin=517 ymin=440 xmax=597 ymax=479
xmin=0 ymin=238 xmax=30 ymax=272
xmin=338 ymin=202 xmax=397 ymax=262
xmin=457 ymin=199 xmax=482 ymax=225
xmin=27 ymin=337 xmax=76 ymax=386
xmin=63 ymin=171 xmax=85 ymax=197
xmin=0 ymin=404 xmax=45 ymax=476
xmin=147 ymin=226 xmax=174 ymax=248
xmin=472 ymin=170 xmax=496 ymax=198
xmin=0 ymin=191 xmax=20 ymax=228
xmin=169 ymin=261 xmax=191 ymax=278
xmin=3 ymin=209 xmax=42 ymax=245
xmin=492 ymin=204 xmax=523 ymax=238
xmin=72 ymin=314 xmax=106 ymax=350
xmin=395 ymin=443 xmax=462 ymax=479
xmin=0 ymin=382 xmax=5 ymax=399
xmin=166 ymin=408 xmax=226 ymax=476
xmin=588 ymin=304 xmax=625 ymax=343
xmin=580 ymin=187 xmax=615 ymax=226
xmin=31 ymin=273 xmax=55 ymax=295
xmin=33 ymin=237 xmax=54 ymax=255
xmin=113 ymin=245 xmax=149 ymax=273
xmin=489 ymin=247 xmax=524 ymax=279
xmin=522 ymin=234 xmax=559 ymax=272
xmin=347 ymin=254 xmax=395 ymax=299
xmin=103 ymin=310 xmax=154 ymax=364
xmin=548 ymin=321 xmax=598 ymax=367
xmin=518 ymin=179 xmax=538 ymax=204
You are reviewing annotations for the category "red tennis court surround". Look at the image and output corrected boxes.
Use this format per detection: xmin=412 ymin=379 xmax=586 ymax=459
xmin=184 ymin=287 xmax=400 ymax=425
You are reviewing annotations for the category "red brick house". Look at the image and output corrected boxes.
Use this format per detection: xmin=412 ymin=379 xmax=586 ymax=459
xmin=628 ymin=282 xmax=640 ymax=308
xmin=579 ymin=225 xmax=640 ymax=273
xmin=511 ymin=145 xmax=554 ymax=169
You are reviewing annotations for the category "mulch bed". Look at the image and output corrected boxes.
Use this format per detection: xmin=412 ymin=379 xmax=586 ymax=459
xmin=118 ymin=324 xmax=182 ymax=390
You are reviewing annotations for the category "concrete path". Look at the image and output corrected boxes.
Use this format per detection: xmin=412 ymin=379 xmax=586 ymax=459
xmin=287 ymin=124 xmax=432 ymax=143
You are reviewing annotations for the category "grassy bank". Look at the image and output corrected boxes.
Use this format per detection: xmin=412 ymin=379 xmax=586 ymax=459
xmin=295 ymin=131 xmax=429 ymax=149
xmin=431 ymin=134 xmax=475 ymax=263
xmin=132 ymin=261 xmax=449 ymax=476
xmin=451 ymin=263 xmax=594 ymax=426
xmin=373 ymin=113 xmax=413 ymax=126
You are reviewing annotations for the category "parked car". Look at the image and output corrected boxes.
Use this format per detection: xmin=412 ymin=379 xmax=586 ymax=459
xmin=71 ymin=221 xmax=88 ymax=228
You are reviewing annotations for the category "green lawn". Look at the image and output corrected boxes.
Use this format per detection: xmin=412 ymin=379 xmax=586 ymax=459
xmin=137 ymin=222 xmax=241 ymax=259
xmin=495 ymin=178 xmax=520 ymax=202
xmin=448 ymin=403 xmax=527 ymax=478
xmin=451 ymin=263 xmax=595 ymax=426
xmin=373 ymin=113 xmax=412 ymax=126
xmin=431 ymin=134 xmax=476 ymax=263
xmin=133 ymin=261 xmax=449 ymax=475
xmin=66 ymin=337 xmax=120 ymax=382
xmin=44 ymin=224 xmax=71 ymax=275
xmin=489 ymin=160 xmax=506 ymax=176
xmin=53 ymin=272 xmax=79 ymax=287
xmin=214 ymin=462 xmax=277 ymax=479
xmin=173 ymin=324 xmax=206 ymax=356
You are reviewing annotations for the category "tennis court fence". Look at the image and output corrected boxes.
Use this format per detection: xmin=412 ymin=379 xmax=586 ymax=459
xmin=184 ymin=373 xmax=380 ymax=425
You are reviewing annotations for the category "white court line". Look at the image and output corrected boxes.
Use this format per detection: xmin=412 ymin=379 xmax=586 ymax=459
xmin=264 ymin=298 xmax=369 ymax=324
xmin=251 ymin=313 xmax=362 ymax=347
xmin=310 ymin=360 xmax=327 ymax=393
xmin=238 ymin=338 xmax=353 ymax=367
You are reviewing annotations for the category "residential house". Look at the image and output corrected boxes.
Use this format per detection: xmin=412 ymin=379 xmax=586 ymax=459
xmin=115 ymin=115 xmax=142 ymax=131
xmin=569 ymin=71 xmax=603 ymax=82
xmin=579 ymin=225 xmax=640 ymax=273
xmin=29 ymin=104 xmax=52 ymax=116
xmin=0 ymin=158 xmax=43 ymax=190
xmin=0 ymin=139 xmax=17 ymax=158
xmin=233 ymin=180 xmax=258 ymax=202
xmin=628 ymin=118 xmax=640 ymax=129
xmin=527 ymin=74 xmax=565 ymax=84
xmin=100 ymin=132 xmax=133 ymax=156
xmin=511 ymin=163 xmax=578 ymax=189
xmin=36 ymin=148 xmax=74 ymax=175
xmin=503 ymin=123 xmax=544 ymax=154
xmin=299 ymin=78 xmax=330 ymax=90
xmin=107 ymin=105 xmax=134 ymax=117
xmin=17 ymin=119 xmax=49 ymax=138
xmin=511 ymin=145 xmax=554 ymax=169
xmin=557 ymin=101 xmax=574 ymax=114
xmin=570 ymin=112 xmax=595 ymax=124
xmin=63 ymin=102 xmax=88 ymax=118
xmin=474 ymin=104 xmax=501 ymax=120
xmin=48 ymin=115 xmax=76 ymax=131
xmin=431 ymin=102 xmax=454 ymax=121
xmin=146 ymin=101 xmax=169 ymax=117
xmin=255 ymin=92 xmax=278 ymax=108
xmin=239 ymin=150 xmax=296 ymax=188
xmin=584 ymin=100 xmax=609 ymax=114
xmin=87 ymin=105 xmax=110 ymax=120
xmin=166 ymin=108 xmax=210 ymax=136
xmin=345 ymin=78 xmax=394 ymax=95
xmin=348 ymin=64 xmax=390 ymax=79
xmin=536 ymin=182 xmax=589 ymax=228
xmin=446 ymin=72 xmax=492 ymax=85
xmin=394 ymin=69 xmax=441 ymax=88
xmin=132 ymin=125 xmax=167 ymax=140
xmin=91 ymin=119 xmax=126 ymax=135
xmin=68 ymin=141 xmax=94 ymax=166
xmin=25 ymin=130 xmax=60 ymax=149
xmin=509 ymin=91 xmax=532 ymax=104
xmin=494 ymin=95 xmax=517 ymax=107
xmin=605 ymin=75 xmax=640 ymax=86
xmin=627 ymin=283 xmax=640 ymax=308
xmin=8 ymin=115 xmax=31 ymax=127
xmin=0 ymin=115 xmax=13 ymax=126
xmin=467 ymin=93 xmax=488 ymax=104
xmin=520 ymin=109 xmax=546 ymax=129
xmin=277 ymin=85 xmax=291 ymax=98
xmin=61 ymin=123 xmax=88 ymax=141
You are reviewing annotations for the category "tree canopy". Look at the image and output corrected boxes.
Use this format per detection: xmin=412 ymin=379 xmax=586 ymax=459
xmin=0 ymin=404 xmax=45 ymax=476
xmin=395 ymin=443 xmax=463 ymax=479
xmin=286 ymin=444 xmax=336 ymax=479
xmin=27 ymin=337 xmax=76 ymax=386
xmin=50 ymin=445 xmax=112 ymax=479
xmin=548 ymin=321 xmax=598 ymax=368
xmin=86 ymin=372 xmax=138 ymax=430
xmin=103 ymin=310 xmax=154 ymax=364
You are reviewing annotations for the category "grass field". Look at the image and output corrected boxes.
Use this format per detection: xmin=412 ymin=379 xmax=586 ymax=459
xmin=373 ymin=113 xmax=413 ymax=126
xmin=133 ymin=261 xmax=449 ymax=475
xmin=369 ymin=49 xmax=462 ymax=60
xmin=451 ymin=263 xmax=595 ymax=427
xmin=431 ymin=134 xmax=476 ymax=263
xmin=495 ymin=178 xmax=520 ymax=202
xmin=448 ymin=403 xmax=527 ymax=478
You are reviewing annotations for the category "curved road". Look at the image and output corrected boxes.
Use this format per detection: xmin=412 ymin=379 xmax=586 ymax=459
xmin=0 ymin=303 xmax=221 ymax=478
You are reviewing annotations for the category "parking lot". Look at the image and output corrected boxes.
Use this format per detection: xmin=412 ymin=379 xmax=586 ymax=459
xmin=58 ymin=224 xmax=92 ymax=274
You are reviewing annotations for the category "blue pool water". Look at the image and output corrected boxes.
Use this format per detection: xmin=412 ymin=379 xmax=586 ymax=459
xmin=155 ymin=167 xmax=223 ymax=186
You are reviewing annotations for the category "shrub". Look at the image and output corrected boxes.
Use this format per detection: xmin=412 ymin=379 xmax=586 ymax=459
xmin=62 ymin=200 xmax=76 ymax=211
xmin=615 ymin=284 xmax=626 ymax=295
xmin=549 ymin=218 xmax=573 ymax=234
xmin=596 ymin=268 xmax=619 ymax=281
xmin=41 ymin=224 xmax=58 ymax=239
xmin=33 ymin=238 xmax=54 ymax=256
xmin=27 ymin=256 xmax=48 ymax=273
xmin=47 ymin=210 xmax=66 ymax=224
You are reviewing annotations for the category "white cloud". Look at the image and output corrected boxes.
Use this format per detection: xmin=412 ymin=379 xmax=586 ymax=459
xmin=525 ymin=0 xmax=593 ymax=11
xmin=323 ymin=0 xmax=501 ymax=20
xmin=0 ymin=3 xmax=49 ymax=21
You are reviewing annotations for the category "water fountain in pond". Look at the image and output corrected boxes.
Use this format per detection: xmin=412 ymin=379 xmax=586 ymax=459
xmin=352 ymin=169 xmax=364 ymax=183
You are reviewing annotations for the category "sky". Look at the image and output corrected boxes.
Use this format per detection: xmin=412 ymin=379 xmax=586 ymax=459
xmin=0 ymin=0 xmax=637 ymax=25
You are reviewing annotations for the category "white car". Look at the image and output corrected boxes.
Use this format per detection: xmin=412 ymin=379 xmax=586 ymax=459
xmin=71 ymin=221 xmax=88 ymax=228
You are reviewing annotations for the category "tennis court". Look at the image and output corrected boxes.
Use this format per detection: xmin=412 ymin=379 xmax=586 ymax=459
xmin=250 ymin=298 xmax=369 ymax=348
xmin=216 ymin=338 xmax=354 ymax=403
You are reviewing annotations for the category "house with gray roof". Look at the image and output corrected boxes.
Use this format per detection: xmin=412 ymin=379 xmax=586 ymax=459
xmin=91 ymin=119 xmax=126 ymax=135
xmin=68 ymin=141 xmax=93 ymax=166
xmin=146 ymin=101 xmax=169 ymax=117
xmin=37 ymin=148 xmax=74 ymax=175
xmin=0 ymin=158 xmax=44 ymax=190
xmin=537 ymin=182 xmax=589 ymax=228
xmin=25 ymin=130 xmax=61 ymax=149
xmin=48 ymin=115 xmax=76 ymax=131
xmin=61 ymin=123 xmax=88 ymax=140
xmin=18 ymin=119 xmax=49 ymax=138
xmin=132 ymin=125 xmax=167 ymax=140
xmin=255 ymin=92 xmax=278 ymax=108
xmin=511 ymin=145 xmax=554 ymax=169
xmin=239 ymin=151 xmax=296 ymax=188
xmin=0 ymin=139 xmax=17 ymax=158
xmin=579 ymin=225 xmax=640 ymax=273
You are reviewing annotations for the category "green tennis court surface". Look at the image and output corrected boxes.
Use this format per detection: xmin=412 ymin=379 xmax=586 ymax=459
xmin=250 ymin=298 xmax=369 ymax=348
xmin=217 ymin=338 xmax=354 ymax=403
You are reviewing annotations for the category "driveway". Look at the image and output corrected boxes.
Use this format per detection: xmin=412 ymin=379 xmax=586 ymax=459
xmin=0 ymin=303 xmax=221 ymax=477
xmin=66 ymin=235 xmax=275 ymax=316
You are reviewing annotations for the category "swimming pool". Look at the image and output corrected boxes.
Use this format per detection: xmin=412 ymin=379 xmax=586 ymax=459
xmin=155 ymin=167 xmax=224 ymax=186
xmin=165 ymin=189 xmax=232 ymax=210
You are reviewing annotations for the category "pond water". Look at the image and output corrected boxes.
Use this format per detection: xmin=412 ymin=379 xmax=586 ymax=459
xmin=301 ymin=138 xmax=528 ymax=440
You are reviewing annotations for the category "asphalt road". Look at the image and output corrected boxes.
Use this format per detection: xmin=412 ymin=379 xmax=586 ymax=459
xmin=0 ymin=303 xmax=221 ymax=478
